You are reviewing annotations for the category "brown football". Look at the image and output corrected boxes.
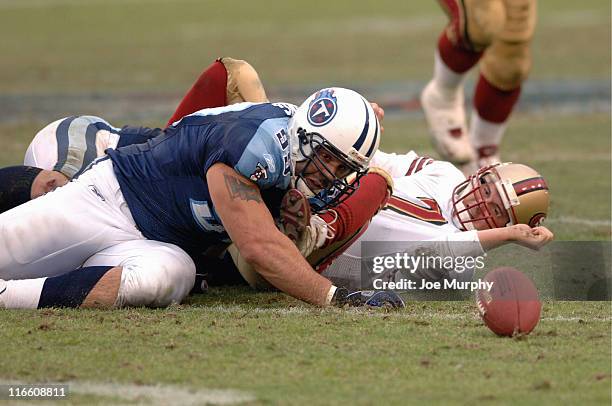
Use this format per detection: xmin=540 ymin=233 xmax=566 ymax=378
xmin=476 ymin=267 xmax=542 ymax=336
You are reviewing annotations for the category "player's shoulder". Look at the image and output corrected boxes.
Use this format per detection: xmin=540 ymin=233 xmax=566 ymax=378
xmin=232 ymin=104 xmax=296 ymax=190
xmin=238 ymin=102 xmax=297 ymax=122
xmin=409 ymin=159 xmax=465 ymax=192
xmin=371 ymin=150 xmax=435 ymax=178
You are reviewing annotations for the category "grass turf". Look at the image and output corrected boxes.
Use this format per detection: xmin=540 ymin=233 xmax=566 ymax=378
xmin=0 ymin=291 xmax=610 ymax=405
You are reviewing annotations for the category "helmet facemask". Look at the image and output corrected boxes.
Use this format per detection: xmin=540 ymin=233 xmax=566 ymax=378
xmin=294 ymin=128 xmax=367 ymax=212
xmin=452 ymin=164 xmax=517 ymax=231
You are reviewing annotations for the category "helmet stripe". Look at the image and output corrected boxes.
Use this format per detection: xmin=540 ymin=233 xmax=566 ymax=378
xmin=513 ymin=177 xmax=549 ymax=196
xmin=352 ymin=99 xmax=370 ymax=152
xmin=365 ymin=114 xmax=378 ymax=158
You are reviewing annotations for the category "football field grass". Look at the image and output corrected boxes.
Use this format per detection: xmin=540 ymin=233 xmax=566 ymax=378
xmin=0 ymin=296 xmax=609 ymax=405
xmin=0 ymin=0 xmax=610 ymax=404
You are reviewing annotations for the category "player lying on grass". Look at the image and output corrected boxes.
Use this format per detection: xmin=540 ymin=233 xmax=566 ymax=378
xmin=212 ymin=154 xmax=554 ymax=291
xmin=0 ymin=86 xmax=407 ymax=310
xmin=0 ymin=56 xmax=551 ymax=300
xmin=320 ymin=153 xmax=554 ymax=288
xmin=142 ymin=57 xmax=552 ymax=287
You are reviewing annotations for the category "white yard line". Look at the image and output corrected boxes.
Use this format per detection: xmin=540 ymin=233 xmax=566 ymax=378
xmin=200 ymin=304 xmax=612 ymax=322
xmin=540 ymin=315 xmax=612 ymax=322
xmin=0 ymin=380 xmax=255 ymax=405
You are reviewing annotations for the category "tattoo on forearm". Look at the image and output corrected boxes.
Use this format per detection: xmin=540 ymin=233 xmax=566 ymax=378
xmin=224 ymin=173 xmax=263 ymax=203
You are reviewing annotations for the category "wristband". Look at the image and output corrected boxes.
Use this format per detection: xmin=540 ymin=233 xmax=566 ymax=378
xmin=325 ymin=285 xmax=337 ymax=305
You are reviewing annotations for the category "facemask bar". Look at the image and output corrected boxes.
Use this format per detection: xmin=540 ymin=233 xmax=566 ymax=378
xmin=493 ymin=176 xmax=519 ymax=226
xmin=295 ymin=129 xmax=366 ymax=212
xmin=452 ymin=165 xmax=506 ymax=231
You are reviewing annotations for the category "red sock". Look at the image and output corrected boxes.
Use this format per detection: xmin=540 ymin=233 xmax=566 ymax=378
xmin=474 ymin=74 xmax=521 ymax=123
xmin=166 ymin=60 xmax=228 ymax=127
xmin=438 ymin=31 xmax=482 ymax=74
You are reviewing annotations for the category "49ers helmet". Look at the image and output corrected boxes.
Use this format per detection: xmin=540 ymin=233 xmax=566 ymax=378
xmin=452 ymin=163 xmax=550 ymax=230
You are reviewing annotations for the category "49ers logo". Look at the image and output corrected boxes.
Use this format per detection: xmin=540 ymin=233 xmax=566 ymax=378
xmin=384 ymin=196 xmax=447 ymax=225
xmin=528 ymin=212 xmax=546 ymax=227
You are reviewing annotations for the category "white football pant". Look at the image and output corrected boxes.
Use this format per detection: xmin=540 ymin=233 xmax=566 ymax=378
xmin=0 ymin=159 xmax=195 ymax=307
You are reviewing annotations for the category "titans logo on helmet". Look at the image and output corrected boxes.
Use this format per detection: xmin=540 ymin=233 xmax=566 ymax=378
xmin=307 ymin=89 xmax=338 ymax=127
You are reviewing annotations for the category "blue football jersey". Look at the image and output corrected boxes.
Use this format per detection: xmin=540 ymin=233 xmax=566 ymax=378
xmin=107 ymin=102 xmax=296 ymax=253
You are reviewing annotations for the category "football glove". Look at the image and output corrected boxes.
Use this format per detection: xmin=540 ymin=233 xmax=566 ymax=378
xmin=332 ymin=287 xmax=405 ymax=308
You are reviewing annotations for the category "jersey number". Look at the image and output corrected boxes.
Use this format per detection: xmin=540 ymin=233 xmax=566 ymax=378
xmin=190 ymin=199 xmax=225 ymax=233
xmin=384 ymin=196 xmax=447 ymax=225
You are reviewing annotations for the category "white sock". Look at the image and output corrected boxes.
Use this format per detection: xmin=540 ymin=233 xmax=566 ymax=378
xmin=432 ymin=50 xmax=467 ymax=97
xmin=470 ymin=110 xmax=507 ymax=154
xmin=1 ymin=278 xmax=46 ymax=309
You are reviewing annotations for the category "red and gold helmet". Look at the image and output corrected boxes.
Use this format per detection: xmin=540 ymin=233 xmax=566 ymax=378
xmin=452 ymin=163 xmax=550 ymax=230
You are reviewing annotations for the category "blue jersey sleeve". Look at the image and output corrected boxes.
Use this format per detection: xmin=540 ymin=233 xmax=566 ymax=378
xmin=232 ymin=117 xmax=292 ymax=190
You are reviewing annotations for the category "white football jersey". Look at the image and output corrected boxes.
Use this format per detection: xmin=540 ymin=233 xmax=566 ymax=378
xmin=366 ymin=150 xmax=466 ymax=243
xmin=323 ymin=150 xmax=485 ymax=285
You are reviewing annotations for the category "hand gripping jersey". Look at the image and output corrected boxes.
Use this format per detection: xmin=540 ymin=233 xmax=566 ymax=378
xmin=107 ymin=102 xmax=295 ymax=253
xmin=24 ymin=115 xmax=163 ymax=179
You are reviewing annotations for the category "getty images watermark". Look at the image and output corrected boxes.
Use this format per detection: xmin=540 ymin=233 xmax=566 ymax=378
xmin=341 ymin=241 xmax=612 ymax=300
xmin=369 ymin=251 xmax=493 ymax=292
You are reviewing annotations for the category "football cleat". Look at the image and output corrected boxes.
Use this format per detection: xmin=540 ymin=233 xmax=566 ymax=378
xmin=420 ymin=80 xmax=476 ymax=165
xmin=476 ymin=144 xmax=501 ymax=169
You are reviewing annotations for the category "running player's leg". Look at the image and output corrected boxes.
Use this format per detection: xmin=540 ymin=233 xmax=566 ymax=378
xmin=470 ymin=0 xmax=536 ymax=168
xmin=421 ymin=0 xmax=503 ymax=164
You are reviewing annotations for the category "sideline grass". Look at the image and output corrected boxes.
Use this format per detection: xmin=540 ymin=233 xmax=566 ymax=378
xmin=0 ymin=0 xmax=608 ymax=93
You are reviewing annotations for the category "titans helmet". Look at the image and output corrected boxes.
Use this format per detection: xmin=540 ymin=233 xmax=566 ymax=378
xmin=288 ymin=87 xmax=380 ymax=211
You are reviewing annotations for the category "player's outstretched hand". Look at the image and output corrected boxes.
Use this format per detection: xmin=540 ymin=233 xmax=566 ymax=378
xmin=332 ymin=287 xmax=405 ymax=308
xmin=511 ymin=224 xmax=554 ymax=250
